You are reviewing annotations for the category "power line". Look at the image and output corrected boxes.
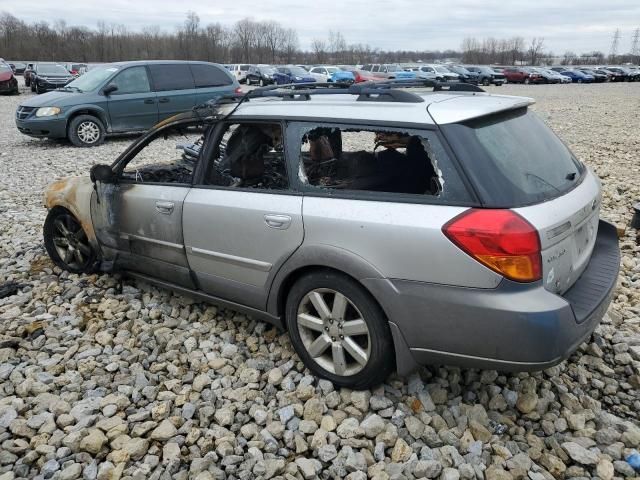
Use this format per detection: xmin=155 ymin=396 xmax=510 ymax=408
xmin=632 ymin=28 xmax=640 ymax=58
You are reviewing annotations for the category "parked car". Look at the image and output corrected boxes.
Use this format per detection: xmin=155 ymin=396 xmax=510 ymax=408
xmin=559 ymin=69 xmax=594 ymax=83
xmin=524 ymin=67 xmax=560 ymax=84
xmin=11 ymin=62 xmax=27 ymax=75
xmin=65 ymin=63 xmax=88 ymax=76
xmin=578 ymin=69 xmax=607 ymax=82
xmin=41 ymin=82 xmax=620 ymax=388
xmin=360 ymin=64 xmax=416 ymax=80
xmin=613 ymin=66 xmax=640 ymax=81
xmin=307 ymin=65 xmax=353 ymax=83
xmin=501 ymin=67 xmax=540 ymax=84
xmin=465 ymin=66 xmax=505 ymax=86
xmin=225 ymin=64 xmax=250 ymax=83
xmin=15 ymin=60 xmax=240 ymax=147
xmin=446 ymin=65 xmax=480 ymax=84
xmin=272 ymin=66 xmax=317 ymax=85
xmin=423 ymin=64 xmax=460 ymax=81
xmin=245 ymin=65 xmax=277 ymax=86
xmin=349 ymin=69 xmax=384 ymax=83
xmin=404 ymin=65 xmax=440 ymax=82
xmin=539 ymin=69 xmax=571 ymax=83
xmin=23 ymin=63 xmax=35 ymax=87
xmin=0 ymin=63 xmax=19 ymax=94
xmin=30 ymin=63 xmax=75 ymax=94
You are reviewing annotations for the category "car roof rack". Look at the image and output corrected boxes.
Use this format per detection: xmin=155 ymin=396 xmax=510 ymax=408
xmin=193 ymin=79 xmax=485 ymax=120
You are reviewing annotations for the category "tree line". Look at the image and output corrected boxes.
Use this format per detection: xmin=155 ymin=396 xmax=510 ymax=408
xmin=1 ymin=11 xmax=637 ymax=66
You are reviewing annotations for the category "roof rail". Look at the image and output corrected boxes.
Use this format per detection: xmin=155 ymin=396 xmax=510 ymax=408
xmin=193 ymin=79 xmax=485 ymax=119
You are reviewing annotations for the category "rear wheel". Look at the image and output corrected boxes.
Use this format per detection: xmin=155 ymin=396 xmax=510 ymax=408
xmin=524 ymin=78 xmax=530 ymax=84
xmin=285 ymin=271 xmax=395 ymax=389
xmin=482 ymin=78 xmax=490 ymax=86
xmin=68 ymin=115 xmax=105 ymax=147
xmin=259 ymin=78 xmax=265 ymax=87
xmin=43 ymin=209 xmax=96 ymax=274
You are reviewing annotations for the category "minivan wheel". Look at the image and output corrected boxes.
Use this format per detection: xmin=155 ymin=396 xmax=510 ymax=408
xmin=68 ymin=115 xmax=105 ymax=147
xmin=43 ymin=208 xmax=96 ymax=274
xmin=285 ymin=271 xmax=394 ymax=389
xmin=482 ymin=78 xmax=490 ymax=86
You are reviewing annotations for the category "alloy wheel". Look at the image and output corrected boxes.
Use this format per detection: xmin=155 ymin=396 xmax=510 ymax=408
xmin=77 ymin=121 xmax=100 ymax=144
xmin=51 ymin=213 xmax=92 ymax=270
xmin=296 ymin=288 xmax=371 ymax=376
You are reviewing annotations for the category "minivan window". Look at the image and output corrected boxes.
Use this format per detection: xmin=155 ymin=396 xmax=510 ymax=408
xmin=148 ymin=64 xmax=195 ymax=91
xmin=67 ymin=65 xmax=119 ymax=91
xmin=111 ymin=66 xmax=150 ymax=94
xmin=443 ymin=108 xmax=583 ymax=207
xmin=189 ymin=64 xmax=232 ymax=88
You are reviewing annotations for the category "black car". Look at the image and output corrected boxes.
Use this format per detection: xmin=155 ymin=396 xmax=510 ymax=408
xmin=11 ymin=63 xmax=27 ymax=75
xmin=465 ymin=66 xmax=505 ymax=86
xmin=602 ymin=67 xmax=629 ymax=82
xmin=31 ymin=63 xmax=75 ymax=94
xmin=579 ymin=69 xmax=607 ymax=82
xmin=245 ymin=65 xmax=277 ymax=86
xmin=447 ymin=65 xmax=480 ymax=84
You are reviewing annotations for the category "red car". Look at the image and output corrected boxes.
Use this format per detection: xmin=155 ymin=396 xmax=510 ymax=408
xmin=0 ymin=63 xmax=19 ymax=94
xmin=501 ymin=67 xmax=544 ymax=84
xmin=350 ymin=69 xmax=385 ymax=83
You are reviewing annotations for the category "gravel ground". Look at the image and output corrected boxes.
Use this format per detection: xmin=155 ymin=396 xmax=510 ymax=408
xmin=1 ymin=78 xmax=640 ymax=480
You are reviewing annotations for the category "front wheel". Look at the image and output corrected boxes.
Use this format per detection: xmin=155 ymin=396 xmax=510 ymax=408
xmin=482 ymin=78 xmax=490 ymax=86
xmin=259 ymin=78 xmax=265 ymax=87
xmin=524 ymin=78 xmax=530 ymax=84
xmin=43 ymin=209 xmax=96 ymax=274
xmin=68 ymin=115 xmax=105 ymax=147
xmin=285 ymin=271 xmax=395 ymax=389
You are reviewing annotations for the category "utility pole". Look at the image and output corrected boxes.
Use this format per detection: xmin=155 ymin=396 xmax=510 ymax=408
xmin=609 ymin=29 xmax=621 ymax=62
xmin=632 ymin=28 xmax=640 ymax=63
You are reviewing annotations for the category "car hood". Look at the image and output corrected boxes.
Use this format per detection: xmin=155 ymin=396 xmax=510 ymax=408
xmin=20 ymin=90 xmax=90 ymax=108
xmin=0 ymin=71 xmax=13 ymax=82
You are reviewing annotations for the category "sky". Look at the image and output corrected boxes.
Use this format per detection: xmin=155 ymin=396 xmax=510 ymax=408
xmin=2 ymin=0 xmax=639 ymax=54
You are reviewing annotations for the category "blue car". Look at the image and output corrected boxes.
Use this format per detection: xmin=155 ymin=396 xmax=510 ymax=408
xmin=560 ymin=69 xmax=594 ymax=83
xmin=329 ymin=70 xmax=356 ymax=84
xmin=273 ymin=66 xmax=317 ymax=85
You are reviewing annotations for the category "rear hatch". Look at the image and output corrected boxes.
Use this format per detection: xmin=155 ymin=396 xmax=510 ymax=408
xmin=436 ymin=104 xmax=599 ymax=294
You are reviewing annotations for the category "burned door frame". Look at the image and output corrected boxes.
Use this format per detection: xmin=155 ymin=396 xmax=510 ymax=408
xmin=91 ymin=118 xmax=211 ymax=288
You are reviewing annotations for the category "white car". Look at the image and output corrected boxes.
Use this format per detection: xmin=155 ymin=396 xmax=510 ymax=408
xmin=226 ymin=64 xmax=250 ymax=83
xmin=307 ymin=65 xmax=341 ymax=82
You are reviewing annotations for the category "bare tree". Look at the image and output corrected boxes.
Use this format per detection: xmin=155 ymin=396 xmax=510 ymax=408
xmin=528 ymin=37 xmax=545 ymax=65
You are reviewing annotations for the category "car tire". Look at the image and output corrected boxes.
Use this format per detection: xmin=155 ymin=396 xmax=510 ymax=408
xmin=43 ymin=208 xmax=97 ymax=274
xmin=285 ymin=270 xmax=395 ymax=389
xmin=577 ymin=79 xmax=582 ymax=83
xmin=68 ymin=115 xmax=105 ymax=147
xmin=259 ymin=78 xmax=265 ymax=87
xmin=482 ymin=78 xmax=490 ymax=86
xmin=524 ymin=78 xmax=530 ymax=85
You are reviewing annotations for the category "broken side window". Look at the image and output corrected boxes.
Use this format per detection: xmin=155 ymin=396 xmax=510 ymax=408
xmin=121 ymin=126 xmax=203 ymax=184
xmin=297 ymin=125 xmax=445 ymax=196
xmin=202 ymin=122 xmax=288 ymax=191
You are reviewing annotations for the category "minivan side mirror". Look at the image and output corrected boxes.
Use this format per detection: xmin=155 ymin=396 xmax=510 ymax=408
xmin=102 ymin=83 xmax=118 ymax=96
xmin=90 ymin=164 xmax=116 ymax=184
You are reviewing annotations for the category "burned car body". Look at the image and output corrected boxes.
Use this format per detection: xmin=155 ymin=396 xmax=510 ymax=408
xmin=44 ymin=82 xmax=620 ymax=389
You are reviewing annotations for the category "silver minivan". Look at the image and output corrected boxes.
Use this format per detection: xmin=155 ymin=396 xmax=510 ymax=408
xmin=42 ymin=82 xmax=620 ymax=388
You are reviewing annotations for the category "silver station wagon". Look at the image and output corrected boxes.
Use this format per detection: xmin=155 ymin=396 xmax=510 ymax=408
xmin=43 ymin=81 xmax=620 ymax=389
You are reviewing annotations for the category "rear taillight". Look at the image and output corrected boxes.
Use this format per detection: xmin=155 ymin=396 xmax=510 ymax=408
xmin=235 ymin=87 xmax=242 ymax=94
xmin=442 ymin=209 xmax=542 ymax=282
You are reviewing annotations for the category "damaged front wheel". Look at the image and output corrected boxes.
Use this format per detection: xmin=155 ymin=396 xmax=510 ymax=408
xmin=44 ymin=209 xmax=97 ymax=274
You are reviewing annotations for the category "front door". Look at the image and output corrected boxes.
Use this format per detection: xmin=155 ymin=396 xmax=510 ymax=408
xmin=91 ymin=121 xmax=204 ymax=288
xmin=106 ymin=66 xmax=158 ymax=132
xmin=182 ymin=121 xmax=303 ymax=309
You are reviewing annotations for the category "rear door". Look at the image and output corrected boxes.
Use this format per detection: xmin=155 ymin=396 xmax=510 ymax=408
xmin=189 ymin=63 xmax=236 ymax=106
xmin=106 ymin=66 xmax=158 ymax=132
xmin=148 ymin=63 xmax=196 ymax=121
xmin=183 ymin=121 xmax=303 ymax=309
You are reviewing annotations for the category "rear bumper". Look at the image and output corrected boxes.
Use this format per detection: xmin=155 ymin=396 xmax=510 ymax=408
xmin=365 ymin=220 xmax=620 ymax=374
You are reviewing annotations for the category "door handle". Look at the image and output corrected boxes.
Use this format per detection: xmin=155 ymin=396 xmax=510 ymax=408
xmin=264 ymin=214 xmax=291 ymax=230
xmin=143 ymin=98 xmax=155 ymax=104
xmin=155 ymin=201 xmax=174 ymax=214
xmin=158 ymin=97 xmax=170 ymax=103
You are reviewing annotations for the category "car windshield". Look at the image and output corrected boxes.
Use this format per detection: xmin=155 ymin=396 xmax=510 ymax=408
xmin=262 ymin=67 xmax=276 ymax=74
xmin=327 ymin=67 xmax=339 ymax=74
xmin=289 ymin=67 xmax=308 ymax=76
xmin=0 ymin=65 xmax=11 ymax=73
xmin=434 ymin=66 xmax=450 ymax=73
xmin=443 ymin=108 xmax=583 ymax=206
xmin=454 ymin=66 xmax=470 ymax=74
xmin=66 ymin=65 xmax=119 ymax=91
xmin=38 ymin=64 xmax=69 ymax=75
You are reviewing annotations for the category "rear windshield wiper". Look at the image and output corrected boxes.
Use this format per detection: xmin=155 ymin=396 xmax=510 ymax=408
xmin=565 ymin=172 xmax=577 ymax=181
